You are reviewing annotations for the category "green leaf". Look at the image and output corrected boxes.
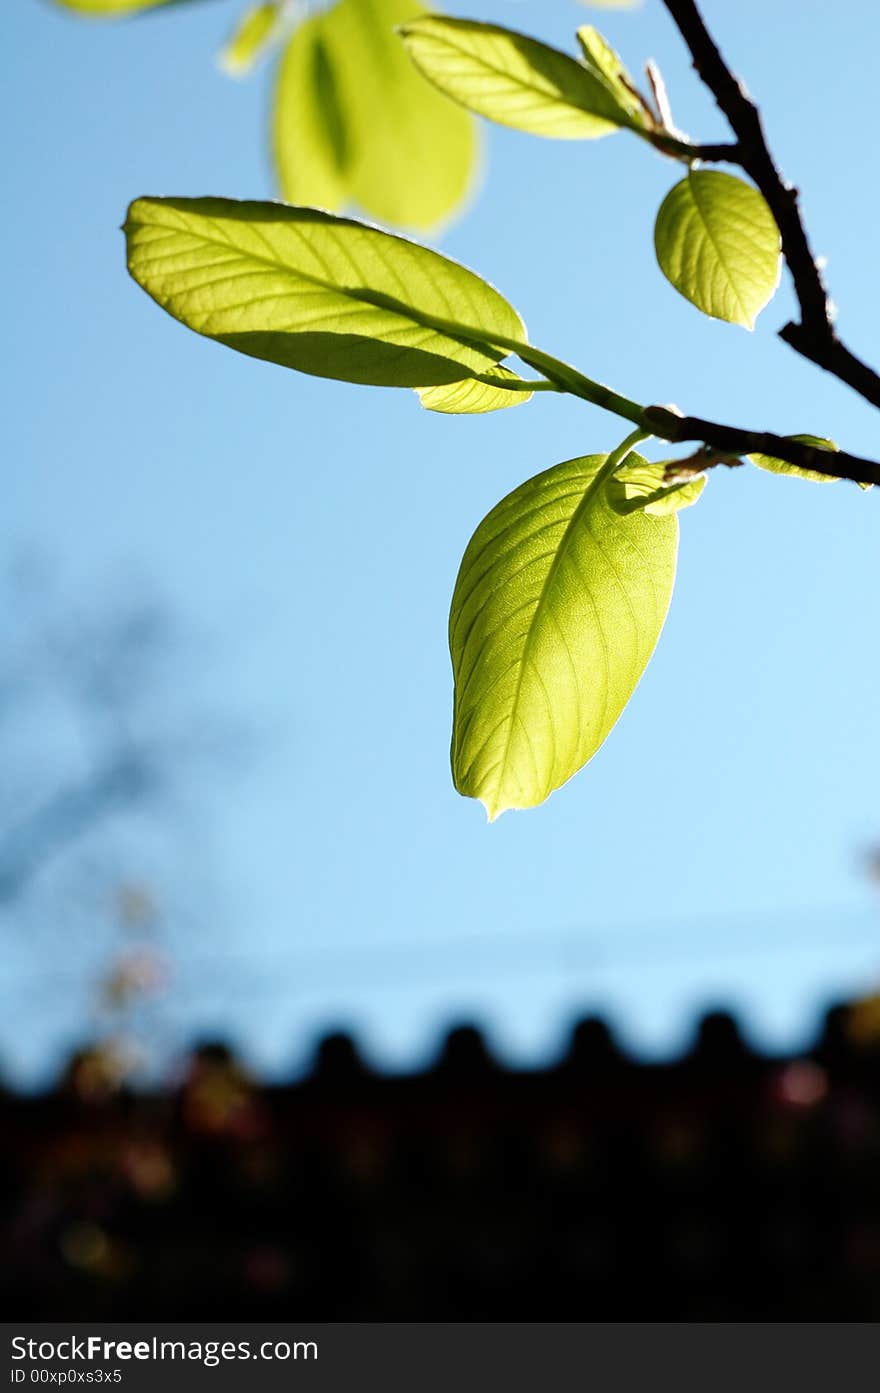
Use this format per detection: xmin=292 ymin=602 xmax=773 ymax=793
xmin=418 ymin=366 xmax=533 ymax=415
xmin=654 ymin=170 xmax=781 ymax=328
xmin=399 ymin=17 xmax=641 ymax=140
xmin=749 ymin=434 xmax=840 ymax=483
xmin=219 ymin=2 xmax=279 ymax=76
xmin=271 ymin=10 xmax=349 ymax=215
xmin=575 ymin=26 xmax=652 ymax=130
xmin=49 ymin=0 xmax=197 ymax=13
xmin=449 ymin=453 xmax=677 ymax=819
xmin=608 ymin=459 xmax=707 ymax=514
xmin=124 ymin=197 xmax=527 ymax=389
xmin=273 ymin=0 xmax=477 ymax=231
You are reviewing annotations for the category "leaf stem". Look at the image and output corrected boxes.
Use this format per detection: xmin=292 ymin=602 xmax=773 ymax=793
xmin=416 ymin=314 xmax=880 ymax=485
xmin=597 ymin=428 xmax=652 ymax=485
xmin=379 ymin=307 xmax=645 ymax=422
xmin=647 ymin=131 xmax=739 ymax=163
xmin=468 ymin=370 xmax=558 ymax=394
xmin=504 ymin=340 xmax=880 ymax=485
xmin=496 ymin=339 xmax=646 ymax=424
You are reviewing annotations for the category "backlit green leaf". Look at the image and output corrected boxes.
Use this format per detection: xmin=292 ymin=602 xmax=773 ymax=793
xmin=399 ymin=17 xmax=638 ymax=140
xmin=749 ymin=434 xmax=840 ymax=483
xmin=418 ymin=366 xmax=533 ymax=414
xmin=575 ymin=26 xmax=651 ymax=130
xmin=450 ymin=453 xmax=677 ymax=819
xmin=219 ymin=2 xmax=279 ymax=76
xmin=273 ymin=0 xmax=477 ymax=231
xmin=124 ymin=197 xmax=527 ymax=389
xmin=608 ymin=459 xmax=707 ymax=514
xmin=654 ymin=170 xmax=781 ymax=328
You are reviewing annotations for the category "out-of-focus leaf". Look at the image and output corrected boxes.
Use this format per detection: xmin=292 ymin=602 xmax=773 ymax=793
xmin=449 ymin=453 xmax=677 ymax=819
xmin=49 ymin=0 xmax=202 ymax=14
xmin=124 ymin=197 xmax=528 ymax=388
xmin=271 ymin=10 xmax=349 ymax=214
xmin=654 ymin=170 xmax=781 ymax=328
xmin=273 ymin=0 xmax=477 ymax=231
xmin=219 ymin=2 xmax=279 ymax=76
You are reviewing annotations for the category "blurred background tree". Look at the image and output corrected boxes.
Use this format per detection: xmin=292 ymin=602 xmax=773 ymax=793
xmin=0 ymin=558 xmax=246 ymax=1087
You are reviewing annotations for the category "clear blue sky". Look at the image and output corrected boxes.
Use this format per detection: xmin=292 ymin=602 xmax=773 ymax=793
xmin=4 ymin=0 xmax=880 ymax=1085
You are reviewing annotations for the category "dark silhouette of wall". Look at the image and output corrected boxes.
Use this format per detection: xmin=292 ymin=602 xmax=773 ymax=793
xmin=3 ymin=1006 xmax=880 ymax=1320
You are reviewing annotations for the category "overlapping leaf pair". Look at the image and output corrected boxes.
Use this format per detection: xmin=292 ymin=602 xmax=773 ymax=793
xmin=124 ymin=195 xmax=707 ymax=817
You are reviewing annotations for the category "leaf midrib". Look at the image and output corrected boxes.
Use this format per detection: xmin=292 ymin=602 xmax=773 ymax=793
xmin=129 ymin=208 xmax=524 ymax=360
xmin=408 ymin=22 xmax=619 ymax=124
xmin=687 ymin=172 xmax=754 ymax=324
xmin=489 ymin=463 xmax=606 ymax=808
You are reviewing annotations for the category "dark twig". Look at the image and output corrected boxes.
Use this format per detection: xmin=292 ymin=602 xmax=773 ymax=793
xmin=687 ymin=140 xmax=739 ymax=161
xmin=649 ymin=133 xmax=740 ymax=162
xmin=661 ymin=0 xmax=880 ymax=411
xmin=643 ymin=406 xmax=880 ymax=487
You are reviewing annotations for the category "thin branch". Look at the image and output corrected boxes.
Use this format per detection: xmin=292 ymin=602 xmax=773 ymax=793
xmin=643 ymin=406 xmax=880 ymax=487
xmin=420 ymin=327 xmax=880 ymax=488
xmin=649 ymin=132 xmax=740 ymax=162
xmin=0 ymin=754 xmax=153 ymax=906
xmin=684 ymin=140 xmax=739 ymax=161
xmin=661 ymin=0 xmax=880 ymax=411
xmin=515 ymin=343 xmax=880 ymax=485
xmin=645 ymin=59 xmax=675 ymax=133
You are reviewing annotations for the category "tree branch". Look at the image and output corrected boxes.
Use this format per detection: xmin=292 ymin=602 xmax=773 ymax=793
xmin=643 ymin=406 xmax=880 ymax=486
xmin=648 ymin=132 xmax=740 ymax=163
xmin=661 ymin=0 xmax=880 ymax=411
xmin=0 ymin=754 xmax=153 ymax=905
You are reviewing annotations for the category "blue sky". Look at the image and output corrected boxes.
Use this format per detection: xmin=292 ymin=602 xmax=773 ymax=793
xmin=4 ymin=0 xmax=880 ymax=1085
